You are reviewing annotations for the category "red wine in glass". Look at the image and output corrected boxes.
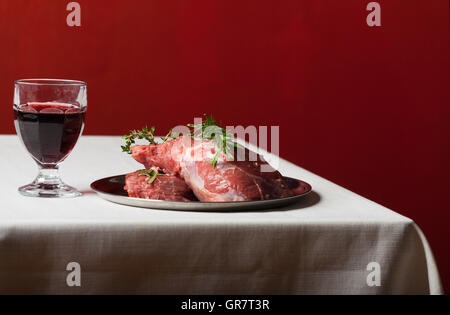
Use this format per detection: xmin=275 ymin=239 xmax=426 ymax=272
xmin=14 ymin=79 xmax=87 ymax=198
xmin=14 ymin=103 xmax=85 ymax=165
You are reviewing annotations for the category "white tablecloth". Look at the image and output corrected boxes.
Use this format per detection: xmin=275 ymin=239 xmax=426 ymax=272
xmin=0 ymin=135 xmax=442 ymax=294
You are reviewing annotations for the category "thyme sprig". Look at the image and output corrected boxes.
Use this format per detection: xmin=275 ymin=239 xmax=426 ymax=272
xmin=136 ymin=169 xmax=167 ymax=184
xmin=121 ymin=126 xmax=156 ymax=154
xmin=161 ymin=128 xmax=181 ymax=142
xmin=121 ymin=114 xmax=238 ymax=168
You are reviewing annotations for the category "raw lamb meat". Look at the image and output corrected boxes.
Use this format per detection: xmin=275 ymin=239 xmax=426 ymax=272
xmin=131 ymin=136 xmax=294 ymax=202
xmin=124 ymin=170 xmax=197 ymax=201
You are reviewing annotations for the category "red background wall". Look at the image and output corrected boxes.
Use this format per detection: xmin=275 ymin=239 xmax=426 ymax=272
xmin=0 ymin=1 xmax=449 ymax=291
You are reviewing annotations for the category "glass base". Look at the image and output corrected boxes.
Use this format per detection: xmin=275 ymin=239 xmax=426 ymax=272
xmin=18 ymin=183 xmax=81 ymax=198
xmin=18 ymin=166 xmax=81 ymax=198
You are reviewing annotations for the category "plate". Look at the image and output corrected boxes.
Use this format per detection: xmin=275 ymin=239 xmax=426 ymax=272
xmin=90 ymin=175 xmax=312 ymax=211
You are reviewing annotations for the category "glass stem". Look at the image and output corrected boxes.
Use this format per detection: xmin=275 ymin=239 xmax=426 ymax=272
xmin=34 ymin=164 xmax=63 ymax=187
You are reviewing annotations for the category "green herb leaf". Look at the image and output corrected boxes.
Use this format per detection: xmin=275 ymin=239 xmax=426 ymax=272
xmin=187 ymin=114 xmax=238 ymax=168
xmin=161 ymin=128 xmax=181 ymax=142
xmin=136 ymin=169 xmax=167 ymax=184
xmin=122 ymin=126 xmax=156 ymax=154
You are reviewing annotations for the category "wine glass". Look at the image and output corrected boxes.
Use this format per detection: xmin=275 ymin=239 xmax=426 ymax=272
xmin=13 ymin=79 xmax=87 ymax=197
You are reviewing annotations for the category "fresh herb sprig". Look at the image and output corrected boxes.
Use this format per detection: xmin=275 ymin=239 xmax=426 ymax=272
xmin=187 ymin=114 xmax=238 ymax=168
xmin=121 ymin=115 xmax=238 ymax=168
xmin=161 ymin=128 xmax=181 ymax=142
xmin=121 ymin=126 xmax=156 ymax=154
xmin=136 ymin=169 xmax=167 ymax=184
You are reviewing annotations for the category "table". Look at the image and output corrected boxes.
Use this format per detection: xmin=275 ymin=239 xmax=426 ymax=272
xmin=0 ymin=135 xmax=442 ymax=294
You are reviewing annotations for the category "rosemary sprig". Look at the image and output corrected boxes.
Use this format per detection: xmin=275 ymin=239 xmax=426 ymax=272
xmin=121 ymin=126 xmax=156 ymax=154
xmin=187 ymin=114 xmax=238 ymax=168
xmin=136 ymin=169 xmax=167 ymax=184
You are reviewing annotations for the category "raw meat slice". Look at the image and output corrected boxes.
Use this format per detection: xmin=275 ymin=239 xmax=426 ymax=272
xmin=131 ymin=136 xmax=294 ymax=202
xmin=124 ymin=170 xmax=197 ymax=201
